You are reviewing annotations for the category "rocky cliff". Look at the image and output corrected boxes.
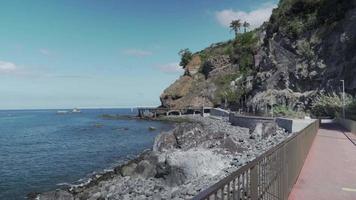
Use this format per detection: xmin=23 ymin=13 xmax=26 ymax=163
xmin=160 ymin=0 xmax=356 ymax=114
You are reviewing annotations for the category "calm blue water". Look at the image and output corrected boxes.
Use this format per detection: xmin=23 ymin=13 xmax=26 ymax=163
xmin=0 ymin=109 xmax=172 ymax=200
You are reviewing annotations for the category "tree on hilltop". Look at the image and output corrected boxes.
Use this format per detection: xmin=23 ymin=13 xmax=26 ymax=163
xmin=230 ymin=20 xmax=241 ymax=37
xmin=243 ymin=21 xmax=250 ymax=33
xmin=179 ymin=48 xmax=192 ymax=69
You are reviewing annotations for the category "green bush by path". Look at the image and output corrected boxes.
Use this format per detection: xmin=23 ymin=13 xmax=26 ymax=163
xmin=311 ymin=92 xmax=355 ymax=118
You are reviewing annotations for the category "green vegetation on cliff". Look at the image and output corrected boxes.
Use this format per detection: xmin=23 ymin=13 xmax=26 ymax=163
xmin=174 ymin=26 xmax=260 ymax=108
xmin=213 ymin=72 xmax=242 ymax=104
xmin=195 ymin=30 xmax=258 ymax=74
xmin=164 ymin=0 xmax=356 ymax=116
xmin=268 ymin=0 xmax=354 ymax=38
xmin=179 ymin=49 xmax=193 ymax=69
xmin=231 ymin=31 xmax=259 ymax=74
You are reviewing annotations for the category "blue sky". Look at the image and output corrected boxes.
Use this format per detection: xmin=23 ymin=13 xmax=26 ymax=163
xmin=0 ymin=0 xmax=278 ymax=109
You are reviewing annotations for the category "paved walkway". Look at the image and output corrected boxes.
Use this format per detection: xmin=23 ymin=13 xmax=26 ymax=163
xmin=289 ymin=122 xmax=356 ymax=200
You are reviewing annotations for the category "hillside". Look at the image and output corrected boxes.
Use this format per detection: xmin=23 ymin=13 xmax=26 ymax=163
xmin=160 ymin=0 xmax=356 ymax=115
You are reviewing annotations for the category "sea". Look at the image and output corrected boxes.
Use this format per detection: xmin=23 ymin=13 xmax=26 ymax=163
xmin=0 ymin=108 xmax=173 ymax=200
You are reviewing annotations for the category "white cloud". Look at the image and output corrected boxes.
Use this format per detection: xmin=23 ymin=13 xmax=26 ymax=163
xmin=215 ymin=3 xmax=277 ymax=29
xmin=0 ymin=60 xmax=43 ymax=77
xmin=40 ymin=48 xmax=51 ymax=56
xmin=123 ymin=49 xmax=153 ymax=57
xmin=0 ymin=61 xmax=18 ymax=74
xmin=156 ymin=62 xmax=183 ymax=74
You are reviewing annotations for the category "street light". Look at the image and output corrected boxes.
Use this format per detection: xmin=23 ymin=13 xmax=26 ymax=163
xmin=341 ymin=80 xmax=345 ymax=119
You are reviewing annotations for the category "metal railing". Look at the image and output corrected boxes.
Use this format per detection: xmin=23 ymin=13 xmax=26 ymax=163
xmin=193 ymin=120 xmax=319 ymax=200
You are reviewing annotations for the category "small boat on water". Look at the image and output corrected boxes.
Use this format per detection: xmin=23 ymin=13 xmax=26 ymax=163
xmin=72 ymin=108 xmax=81 ymax=113
xmin=56 ymin=108 xmax=81 ymax=114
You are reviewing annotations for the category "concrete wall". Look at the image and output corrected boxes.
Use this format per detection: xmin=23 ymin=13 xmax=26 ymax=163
xmin=275 ymin=118 xmax=316 ymax=133
xmin=210 ymin=108 xmax=230 ymax=118
xmin=229 ymin=113 xmax=274 ymax=132
xmin=337 ymin=118 xmax=356 ymax=133
xmin=291 ymin=119 xmax=317 ymax=132
xmin=275 ymin=118 xmax=293 ymax=133
xmin=229 ymin=114 xmax=317 ymax=134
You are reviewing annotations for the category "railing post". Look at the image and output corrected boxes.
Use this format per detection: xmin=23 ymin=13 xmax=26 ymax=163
xmin=282 ymin=143 xmax=287 ymax=199
xmin=250 ymin=166 xmax=258 ymax=200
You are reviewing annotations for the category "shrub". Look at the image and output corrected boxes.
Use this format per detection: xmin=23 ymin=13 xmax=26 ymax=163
xmin=285 ymin=19 xmax=304 ymax=38
xmin=196 ymin=40 xmax=234 ymax=66
xmin=179 ymin=49 xmax=193 ymax=69
xmin=230 ymin=31 xmax=258 ymax=75
xmin=234 ymin=31 xmax=258 ymax=47
xmin=297 ymin=40 xmax=314 ymax=60
xmin=273 ymin=105 xmax=305 ymax=118
xmin=213 ymin=73 xmax=241 ymax=88
xmin=346 ymin=100 xmax=356 ymax=120
xmin=213 ymin=72 xmax=244 ymax=105
xmin=220 ymin=89 xmax=239 ymax=103
xmin=311 ymin=92 xmax=354 ymax=118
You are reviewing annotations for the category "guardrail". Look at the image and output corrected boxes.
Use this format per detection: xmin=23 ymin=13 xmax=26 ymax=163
xmin=192 ymin=119 xmax=319 ymax=200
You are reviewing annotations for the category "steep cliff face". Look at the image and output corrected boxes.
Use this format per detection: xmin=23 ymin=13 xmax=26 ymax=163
xmin=250 ymin=0 xmax=356 ymax=111
xmin=161 ymin=0 xmax=356 ymax=112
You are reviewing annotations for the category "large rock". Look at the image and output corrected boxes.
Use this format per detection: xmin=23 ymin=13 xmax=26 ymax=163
xmin=250 ymin=122 xmax=277 ymax=140
xmin=165 ymin=149 xmax=229 ymax=178
xmin=160 ymin=76 xmax=193 ymax=109
xmin=121 ymin=163 xmax=137 ymax=177
xmin=155 ymin=163 xmax=187 ymax=186
xmin=160 ymin=73 xmax=215 ymax=109
xmin=202 ymin=55 xmax=236 ymax=78
xmin=39 ymin=190 xmax=74 ymax=200
xmin=219 ymin=137 xmax=244 ymax=153
xmin=135 ymin=160 xmax=157 ymax=179
xmin=153 ymin=132 xmax=177 ymax=152
xmin=154 ymin=122 xmax=207 ymax=152
xmin=185 ymin=55 xmax=202 ymax=76
xmin=172 ymin=123 xmax=205 ymax=150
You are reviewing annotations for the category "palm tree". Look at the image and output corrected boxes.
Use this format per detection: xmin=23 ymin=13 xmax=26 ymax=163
xmin=229 ymin=20 xmax=241 ymax=37
xmin=243 ymin=21 xmax=250 ymax=33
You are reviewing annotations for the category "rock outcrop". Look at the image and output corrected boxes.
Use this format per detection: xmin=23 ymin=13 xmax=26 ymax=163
xmin=160 ymin=0 xmax=356 ymax=113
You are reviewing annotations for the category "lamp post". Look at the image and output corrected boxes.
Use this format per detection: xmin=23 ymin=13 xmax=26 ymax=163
xmin=202 ymin=92 xmax=205 ymax=117
xmin=341 ymin=80 xmax=345 ymax=119
xmin=271 ymin=99 xmax=274 ymax=118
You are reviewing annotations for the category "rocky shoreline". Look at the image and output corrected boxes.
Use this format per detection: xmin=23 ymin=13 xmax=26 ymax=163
xmin=35 ymin=115 xmax=289 ymax=200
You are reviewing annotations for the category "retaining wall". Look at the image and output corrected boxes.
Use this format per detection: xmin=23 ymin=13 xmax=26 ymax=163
xmin=229 ymin=113 xmax=313 ymax=134
xmin=229 ymin=113 xmax=274 ymax=133
xmin=210 ymin=108 xmax=230 ymax=118
xmin=275 ymin=118 xmax=293 ymax=133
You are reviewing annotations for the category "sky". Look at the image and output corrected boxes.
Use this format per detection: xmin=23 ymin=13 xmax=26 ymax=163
xmin=0 ymin=0 xmax=278 ymax=109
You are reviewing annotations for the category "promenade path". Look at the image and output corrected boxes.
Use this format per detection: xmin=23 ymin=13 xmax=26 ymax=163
xmin=289 ymin=122 xmax=356 ymax=200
